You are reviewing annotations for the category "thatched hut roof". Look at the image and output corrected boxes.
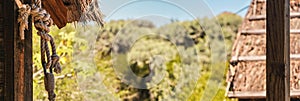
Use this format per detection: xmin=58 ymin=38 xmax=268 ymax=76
xmin=42 ymin=0 xmax=104 ymax=28
xmin=227 ymin=0 xmax=300 ymax=99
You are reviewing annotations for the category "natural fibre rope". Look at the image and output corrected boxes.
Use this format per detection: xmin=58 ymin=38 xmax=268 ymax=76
xmin=16 ymin=0 xmax=62 ymax=101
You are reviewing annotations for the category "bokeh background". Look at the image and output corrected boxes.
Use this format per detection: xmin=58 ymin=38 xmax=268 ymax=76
xmin=32 ymin=0 xmax=250 ymax=100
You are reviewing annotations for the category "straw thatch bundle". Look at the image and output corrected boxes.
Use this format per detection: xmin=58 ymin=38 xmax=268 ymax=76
xmin=227 ymin=0 xmax=300 ymax=98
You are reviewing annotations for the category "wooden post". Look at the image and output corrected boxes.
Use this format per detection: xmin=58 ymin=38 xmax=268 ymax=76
xmin=1 ymin=0 xmax=32 ymax=101
xmin=22 ymin=0 xmax=33 ymax=100
xmin=266 ymin=0 xmax=290 ymax=101
xmin=3 ymin=1 xmax=15 ymax=100
xmin=15 ymin=0 xmax=33 ymax=100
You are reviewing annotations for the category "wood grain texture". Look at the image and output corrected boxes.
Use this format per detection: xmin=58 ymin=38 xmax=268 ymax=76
xmin=14 ymin=0 xmax=24 ymax=99
xmin=1 ymin=0 xmax=32 ymax=101
xmin=231 ymin=54 xmax=300 ymax=61
xmin=42 ymin=0 xmax=68 ymax=28
xmin=0 ymin=0 xmax=3 ymax=100
xmin=266 ymin=0 xmax=290 ymax=101
xmin=228 ymin=91 xmax=300 ymax=99
xmin=3 ymin=0 xmax=15 ymax=100
xmin=24 ymin=21 xmax=32 ymax=101
xmin=241 ymin=29 xmax=300 ymax=35
xmin=24 ymin=0 xmax=33 ymax=99
xmin=249 ymin=13 xmax=300 ymax=20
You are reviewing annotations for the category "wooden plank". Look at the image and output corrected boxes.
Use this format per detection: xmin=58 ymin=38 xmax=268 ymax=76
xmin=241 ymin=29 xmax=300 ymax=35
xmin=239 ymin=99 xmax=265 ymax=101
xmin=14 ymin=0 xmax=32 ymax=100
xmin=0 ymin=62 xmax=3 ymax=101
xmin=23 ymin=0 xmax=32 ymax=99
xmin=0 ymin=19 xmax=3 ymax=32
xmin=228 ymin=91 xmax=300 ymax=99
xmin=228 ymin=91 xmax=266 ymax=99
xmin=231 ymin=54 xmax=300 ymax=61
xmin=3 ymin=0 xmax=15 ymax=100
xmin=0 ymin=18 xmax=3 ymax=40
xmin=0 ymin=3 xmax=2 ymax=17
xmin=266 ymin=0 xmax=290 ymax=100
xmin=249 ymin=13 xmax=300 ymax=20
xmin=0 ymin=0 xmax=3 ymax=100
xmin=257 ymin=0 xmax=266 ymax=3
xmin=0 ymin=62 xmax=4 ymax=82
xmin=2 ymin=0 xmax=32 ymax=100
xmin=42 ymin=0 xmax=68 ymax=28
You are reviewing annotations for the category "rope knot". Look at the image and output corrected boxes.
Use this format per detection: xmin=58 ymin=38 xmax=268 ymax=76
xmin=34 ymin=22 xmax=50 ymax=33
xmin=16 ymin=1 xmax=61 ymax=100
xmin=37 ymin=31 xmax=51 ymax=41
xmin=18 ymin=4 xmax=31 ymax=40
xmin=51 ymin=54 xmax=62 ymax=73
xmin=17 ymin=0 xmax=61 ymax=100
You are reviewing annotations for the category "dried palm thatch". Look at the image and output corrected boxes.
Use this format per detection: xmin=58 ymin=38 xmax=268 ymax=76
xmin=42 ymin=0 xmax=104 ymax=28
xmin=227 ymin=0 xmax=300 ymax=99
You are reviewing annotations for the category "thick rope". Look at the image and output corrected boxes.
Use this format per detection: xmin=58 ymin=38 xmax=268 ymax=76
xmin=17 ymin=4 xmax=31 ymax=40
xmin=17 ymin=0 xmax=62 ymax=100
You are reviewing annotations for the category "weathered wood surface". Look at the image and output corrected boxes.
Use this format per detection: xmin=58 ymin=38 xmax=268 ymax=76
xmin=241 ymin=29 xmax=300 ymax=35
xmin=231 ymin=54 xmax=300 ymax=61
xmin=227 ymin=0 xmax=300 ymax=99
xmin=239 ymin=99 xmax=265 ymax=101
xmin=228 ymin=91 xmax=300 ymax=99
xmin=0 ymin=0 xmax=4 ymax=100
xmin=42 ymin=0 xmax=104 ymax=28
xmin=3 ymin=1 xmax=15 ymax=101
xmin=42 ymin=0 xmax=68 ymax=28
xmin=0 ymin=0 xmax=32 ymax=101
xmin=16 ymin=0 xmax=33 ymax=100
xmin=42 ymin=0 xmax=90 ymax=28
xmin=23 ymin=0 xmax=33 ymax=100
xmin=249 ymin=12 xmax=300 ymax=20
xmin=266 ymin=0 xmax=290 ymax=100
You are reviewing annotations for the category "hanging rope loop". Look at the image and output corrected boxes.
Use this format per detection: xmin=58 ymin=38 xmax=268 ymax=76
xmin=16 ymin=0 xmax=61 ymax=100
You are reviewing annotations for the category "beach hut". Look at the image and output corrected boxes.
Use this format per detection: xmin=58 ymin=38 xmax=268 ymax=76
xmin=227 ymin=0 xmax=300 ymax=100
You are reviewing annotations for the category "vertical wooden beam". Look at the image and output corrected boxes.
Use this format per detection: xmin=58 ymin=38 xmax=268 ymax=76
xmin=266 ymin=0 xmax=290 ymax=101
xmin=14 ymin=0 xmax=32 ymax=100
xmin=3 ymin=0 xmax=32 ymax=101
xmin=22 ymin=0 xmax=33 ymax=100
xmin=0 ymin=0 xmax=5 ymax=100
xmin=3 ymin=0 xmax=14 ymax=100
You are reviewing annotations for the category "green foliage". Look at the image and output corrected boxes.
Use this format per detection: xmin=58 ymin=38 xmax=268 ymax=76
xmin=217 ymin=12 xmax=243 ymax=55
xmin=92 ymin=12 xmax=242 ymax=101
xmin=33 ymin=12 xmax=242 ymax=101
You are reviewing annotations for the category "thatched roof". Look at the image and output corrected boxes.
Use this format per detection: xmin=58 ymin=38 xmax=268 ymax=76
xmin=42 ymin=0 xmax=104 ymax=28
xmin=226 ymin=0 xmax=300 ymax=99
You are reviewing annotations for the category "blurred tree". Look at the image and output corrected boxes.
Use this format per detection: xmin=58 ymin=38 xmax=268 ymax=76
xmin=93 ymin=13 xmax=242 ymax=100
xmin=33 ymin=12 xmax=242 ymax=101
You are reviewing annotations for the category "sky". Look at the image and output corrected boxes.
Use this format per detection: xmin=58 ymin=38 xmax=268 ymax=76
xmin=205 ymin=0 xmax=252 ymax=16
xmin=99 ymin=0 xmax=251 ymax=25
